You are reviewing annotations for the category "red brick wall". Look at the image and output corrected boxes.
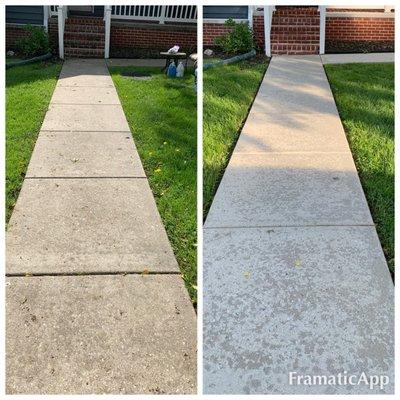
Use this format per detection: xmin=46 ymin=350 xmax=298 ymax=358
xmin=203 ymin=12 xmax=394 ymax=52
xmin=6 ymin=24 xmax=31 ymax=49
xmin=110 ymin=22 xmax=196 ymax=53
xmin=252 ymin=15 xmax=264 ymax=50
xmin=48 ymin=18 xmax=59 ymax=51
xmin=203 ymin=23 xmax=232 ymax=46
xmin=48 ymin=18 xmax=196 ymax=57
xmin=326 ymin=16 xmax=394 ymax=42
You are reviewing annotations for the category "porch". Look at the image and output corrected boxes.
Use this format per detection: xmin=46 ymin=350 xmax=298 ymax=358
xmin=204 ymin=5 xmax=394 ymax=56
xmin=48 ymin=5 xmax=197 ymax=59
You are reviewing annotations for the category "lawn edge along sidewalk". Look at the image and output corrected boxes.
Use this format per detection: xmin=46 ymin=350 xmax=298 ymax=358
xmin=203 ymin=55 xmax=394 ymax=394
xmin=6 ymin=59 xmax=196 ymax=394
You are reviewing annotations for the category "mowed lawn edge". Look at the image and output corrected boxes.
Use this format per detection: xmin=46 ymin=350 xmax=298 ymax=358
xmin=203 ymin=58 xmax=268 ymax=218
xmin=6 ymin=61 xmax=62 ymax=223
xmin=109 ymin=66 xmax=197 ymax=304
xmin=325 ymin=62 xmax=394 ymax=272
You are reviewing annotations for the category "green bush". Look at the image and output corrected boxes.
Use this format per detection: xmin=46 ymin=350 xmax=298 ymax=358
xmin=16 ymin=25 xmax=50 ymax=58
xmin=214 ymin=18 xmax=254 ymax=54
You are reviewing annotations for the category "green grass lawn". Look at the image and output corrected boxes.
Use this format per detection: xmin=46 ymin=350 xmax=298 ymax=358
xmin=203 ymin=57 xmax=268 ymax=217
xmin=6 ymin=61 xmax=62 ymax=223
xmin=325 ymin=63 xmax=394 ymax=272
xmin=109 ymin=67 xmax=197 ymax=304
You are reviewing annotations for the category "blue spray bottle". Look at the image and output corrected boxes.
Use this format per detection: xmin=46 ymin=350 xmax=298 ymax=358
xmin=167 ymin=61 xmax=177 ymax=78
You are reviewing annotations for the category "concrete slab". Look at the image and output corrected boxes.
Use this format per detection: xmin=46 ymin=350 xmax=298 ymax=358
xmin=263 ymin=56 xmax=329 ymax=86
xmin=6 ymin=274 xmax=196 ymax=394
xmin=26 ymin=131 xmax=145 ymax=178
xmin=321 ymin=52 xmax=394 ymax=65
xmin=205 ymin=152 xmax=372 ymax=228
xmin=7 ymin=178 xmax=179 ymax=274
xmin=51 ymin=86 xmax=121 ymax=105
xmin=58 ymin=59 xmax=113 ymax=87
xmin=203 ymin=226 xmax=394 ymax=394
xmin=41 ymin=104 xmax=130 ymax=132
xmin=236 ymin=112 xmax=350 ymax=153
xmin=251 ymin=85 xmax=338 ymax=116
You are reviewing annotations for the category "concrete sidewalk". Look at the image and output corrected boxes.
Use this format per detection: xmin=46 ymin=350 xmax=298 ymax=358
xmin=203 ymin=55 xmax=394 ymax=394
xmin=321 ymin=52 xmax=394 ymax=64
xmin=6 ymin=59 xmax=196 ymax=394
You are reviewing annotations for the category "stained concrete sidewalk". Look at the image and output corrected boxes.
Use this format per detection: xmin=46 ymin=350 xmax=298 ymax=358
xmin=203 ymin=55 xmax=394 ymax=394
xmin=6 ymin=59 xmax=196 ymax=394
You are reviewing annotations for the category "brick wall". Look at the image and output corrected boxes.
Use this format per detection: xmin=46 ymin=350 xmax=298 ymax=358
xmin=6 ymin=24 xmax=31 ymax=49
xmin=203 ymin=23 xmax=232 ymax=46
xmin=326 ymin=16 xmax=394 ymax=42
xmin=203 ymin=10 xmax=394 ymax=53
xmin=48 ymin=18 xmax=59 ymax=51
xmin=252 ymin=15 xmax=264 ymax=50
xmin=110 ymin=21 xmax=196 ymax=57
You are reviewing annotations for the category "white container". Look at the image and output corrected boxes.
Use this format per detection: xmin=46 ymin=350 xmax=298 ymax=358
xmin=176 ymin=62 xmax=185 ymax=78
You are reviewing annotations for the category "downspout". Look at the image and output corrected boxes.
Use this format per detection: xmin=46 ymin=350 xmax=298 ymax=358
xmin=57 ymin=6 xmax=64 ymax=59
xmin=264 ymin=6 xmax=274 ymax=57
xmin=319 ymin=6 xmax=326 ymax=55
xmin=104 ymin=5 xmax=111 ymax=59
xmin=248 ymin=5 xmax=253 ymax=29
xmin=43 ymin=6 xmax=49 ymax=32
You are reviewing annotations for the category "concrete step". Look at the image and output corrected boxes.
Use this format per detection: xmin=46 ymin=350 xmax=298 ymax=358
xmin=67 ymin=16 xmax=104 ymax=25
xmin=64 ymin=31 xmax=105 ymax=41
xmin=274 ymin=6 xmax=319 ymax=13
xmin=65 ymin=24 xmax=105 ymax=33
xmin=272 ymin=17 xmax=320 ymax=25
xmin=64 ymin=47 xmax=104 ymax=58
xmin=272 ymin=25 xmax=319 ymax=33
xmin=271 ymin=44 xmax=319 ymax=55
xmin=64 ymin=39 xmax=105 ymax=49
xmin=271 ymin=34 xmax=319 ymax=42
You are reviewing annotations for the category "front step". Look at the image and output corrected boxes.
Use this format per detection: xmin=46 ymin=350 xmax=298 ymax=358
xmin=270 ymin=6 xmax=320 ymax=55
xmin=64 ymin=47 xmax=104 ymax=58
xmin=64 ymin=16 xmax=105 ymax=58
xmin=271 ymin=43 xmax=319 ymax=55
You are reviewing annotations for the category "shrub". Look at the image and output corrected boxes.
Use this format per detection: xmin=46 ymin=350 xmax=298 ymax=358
xmin=214 ymin=18 xmax=254 ymax=54
xmin=16 ymin=24 xmax=50 ymax=58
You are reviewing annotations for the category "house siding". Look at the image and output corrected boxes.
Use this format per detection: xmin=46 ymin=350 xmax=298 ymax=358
xmin=204 ymin=6 xmax=248 ymax=20
xmin=6 ymin=6 xmax=44 ymax=25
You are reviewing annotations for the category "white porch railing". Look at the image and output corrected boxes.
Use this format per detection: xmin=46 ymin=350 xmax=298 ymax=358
xmin=50 ymin=6 xmax=58 ymax=17
xmin=111 ymin=5 xmax=197 ymax=23
xmin=57 ymin=6 xmax=68 ymax=59
xmin=327 ymin=5 xmax=393 ymax=12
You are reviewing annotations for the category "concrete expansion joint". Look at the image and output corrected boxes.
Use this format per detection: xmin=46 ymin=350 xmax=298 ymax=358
xmin=6 ymin=270 xmax=183 ymax=278
xmin=25 ymin=176 xmax=147 ymax=180
xmin=204 ymin=223 xmax=376 ymax=230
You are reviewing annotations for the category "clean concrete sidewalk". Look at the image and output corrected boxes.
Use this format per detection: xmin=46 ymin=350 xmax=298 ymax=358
xmin=321 ymin=52 xmax=394 ymax=64
xmin=6 ymin=59 xmax=196 ymax=394
xmin=203 ymin=55 xmax=394 ymax=394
